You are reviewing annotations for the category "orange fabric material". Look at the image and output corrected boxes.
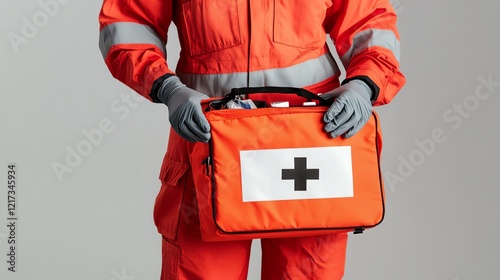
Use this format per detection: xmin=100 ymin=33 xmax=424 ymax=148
xmin=99 ymin=0 xmax=405 ymax=104
xmin=99 ymin=0 xmax=402 ymax=277
xmin=160 ymin=167 xmax=252 ymax=280
xmin=324 ymin=1 xmax=403 ymax=104
xmin=261 ymin=233 xmax=348 ymax=280
xmin=158 ymin=130 xmax=347 ymax=279
xmin=153 ymin=129 xmax=192 ymax=240
xmin=189 ymin=102 xmax=384 ymax=241
xmin=99 ymin=0 xmax=174 ymax=100
xmin=104 ymin=45 xmax=174 ymax=100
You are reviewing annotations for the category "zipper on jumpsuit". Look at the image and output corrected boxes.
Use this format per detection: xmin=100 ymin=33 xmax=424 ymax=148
xmin=246 ymin=0 xmax=252 ymax=88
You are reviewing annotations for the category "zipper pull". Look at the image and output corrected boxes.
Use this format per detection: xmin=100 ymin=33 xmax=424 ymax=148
xmin=201 ymin=156 xmax=212 ymax=175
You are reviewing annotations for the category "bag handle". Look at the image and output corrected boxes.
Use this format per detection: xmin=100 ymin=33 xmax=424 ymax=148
xmin=227 ymin=86 xmax=328 ymax=106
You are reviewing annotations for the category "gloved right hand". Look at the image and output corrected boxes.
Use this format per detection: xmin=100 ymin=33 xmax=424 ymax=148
xmin=321 ymin=79 xmax=373 ymax=138
xmin=157 ymin=76 xmax=211 ymax=142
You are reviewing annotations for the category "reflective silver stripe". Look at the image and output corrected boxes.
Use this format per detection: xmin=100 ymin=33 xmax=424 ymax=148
xmin=340 ymin=29 xmax=400 ymax=68
xmin=99 ymin=22 xmax=166 ymax=59
xmin=178 ymin=54 xmax=340 ymax=97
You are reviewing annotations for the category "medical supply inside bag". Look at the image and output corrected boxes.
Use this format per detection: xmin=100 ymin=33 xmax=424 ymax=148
xmin=205 ymin=86 xmax=329 ymax=111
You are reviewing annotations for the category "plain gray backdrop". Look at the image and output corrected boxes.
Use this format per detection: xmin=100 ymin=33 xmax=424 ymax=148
xmin=1 ymin=0 xmax=499 ymax=279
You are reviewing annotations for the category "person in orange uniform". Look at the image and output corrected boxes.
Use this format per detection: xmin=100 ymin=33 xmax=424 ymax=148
xmin=99 ymin=1 xmax=405 ymax=279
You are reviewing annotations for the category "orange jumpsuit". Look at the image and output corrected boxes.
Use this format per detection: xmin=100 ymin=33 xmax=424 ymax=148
xmin=99 ymin=1 xmax=405 ymax=279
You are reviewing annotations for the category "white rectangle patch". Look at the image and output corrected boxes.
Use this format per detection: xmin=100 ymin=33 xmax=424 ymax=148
xmin=240 ymin=146 xmax=353 ymax=202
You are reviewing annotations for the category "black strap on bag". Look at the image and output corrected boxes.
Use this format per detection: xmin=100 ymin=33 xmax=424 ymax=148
xmin=208 ymin=86 xmax=328 ymax=110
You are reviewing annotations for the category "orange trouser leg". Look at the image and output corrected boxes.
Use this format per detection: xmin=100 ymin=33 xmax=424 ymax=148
xmin=260 ymin=232 xmax=348 ymax=280
xmin=160 ymin=172 xmax=252 ymax=280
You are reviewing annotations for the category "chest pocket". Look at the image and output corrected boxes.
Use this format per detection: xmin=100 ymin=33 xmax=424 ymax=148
xmin=273 ymin=0 xmax=331 ymax=49
xmin=181 ymin=0 xmax=242 ymax=56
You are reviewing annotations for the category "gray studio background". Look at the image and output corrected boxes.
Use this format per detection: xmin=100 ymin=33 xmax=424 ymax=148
xmin=1 ymin=0 xmax=499 ymax=279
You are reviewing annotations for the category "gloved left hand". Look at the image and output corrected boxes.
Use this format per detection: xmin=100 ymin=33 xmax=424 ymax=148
xmin=321 ymin=79 xmax=373 ymax=138
xmin=156 ymin=76 xmax=211 ymax=143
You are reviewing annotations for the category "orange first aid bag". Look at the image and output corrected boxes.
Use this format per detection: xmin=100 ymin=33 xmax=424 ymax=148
xmin=190 ymin=87 xmax=385 ymax=241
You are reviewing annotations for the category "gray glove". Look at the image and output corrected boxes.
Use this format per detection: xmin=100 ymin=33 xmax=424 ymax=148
xmin=157 ymin=76 xmax=211 ymax=142
xmin=322 ymin=79 xmax=373 ymax=138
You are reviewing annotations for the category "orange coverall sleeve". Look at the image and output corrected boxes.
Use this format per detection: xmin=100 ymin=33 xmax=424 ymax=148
xmin=98 ymin=0 xmax=174 ymax=102
xmin=325 ymin=0 xmax=406 ymax=105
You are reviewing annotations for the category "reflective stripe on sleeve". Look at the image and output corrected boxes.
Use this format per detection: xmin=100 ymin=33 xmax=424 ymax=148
xmin=99 ymin=22 xmax=166 ymax=58
xmin=178 ymin=53 xmax=341 ymax=97
xmin=340 ymin=29 xmax=400 ymax=68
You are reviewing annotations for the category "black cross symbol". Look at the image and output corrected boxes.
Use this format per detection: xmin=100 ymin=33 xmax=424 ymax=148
xmin=281 ymin=157 xmax=319 ymax=191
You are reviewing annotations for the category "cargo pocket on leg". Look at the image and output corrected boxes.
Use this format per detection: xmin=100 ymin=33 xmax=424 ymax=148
xmin=154 ymin=159 xmax=190 ymax=240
